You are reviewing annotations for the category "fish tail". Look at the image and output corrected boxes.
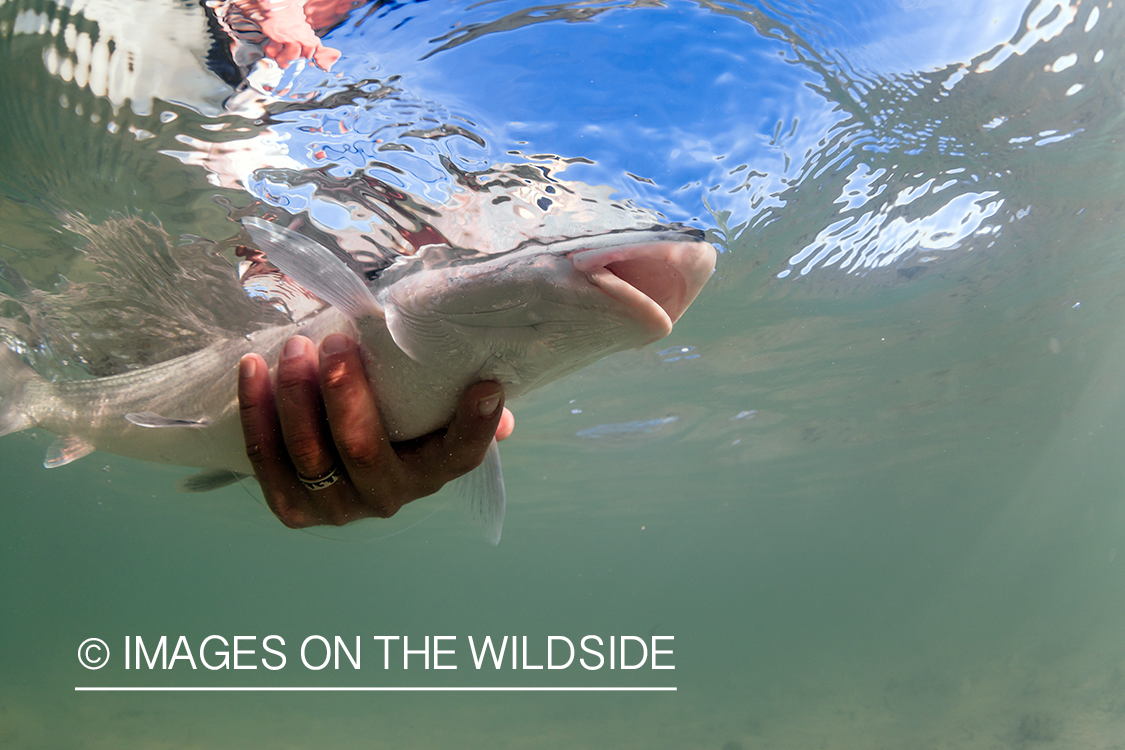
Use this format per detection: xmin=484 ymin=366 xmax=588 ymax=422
xmin=0 ymin=346 xmax=38 ymax=437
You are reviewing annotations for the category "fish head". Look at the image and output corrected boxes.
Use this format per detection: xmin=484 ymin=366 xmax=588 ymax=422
xmin=374 ymin=230 xmax=716 ymax=391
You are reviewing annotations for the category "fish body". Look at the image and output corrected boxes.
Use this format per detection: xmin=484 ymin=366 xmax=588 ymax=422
xmin=1 ymin=310 xmax=350 ymax=474
xmin=0 ymin=220 xmax=715 ymax=538
xmin=263 ymin=222 xmax=719 ymax=441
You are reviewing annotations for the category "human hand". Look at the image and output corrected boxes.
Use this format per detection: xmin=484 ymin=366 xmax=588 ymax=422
xmin=238 ymin=333 xmax=514 ymax=528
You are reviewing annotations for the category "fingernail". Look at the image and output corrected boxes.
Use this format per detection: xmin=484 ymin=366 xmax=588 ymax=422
xmin=322 ymin=334 xmax=349 ymax=355
xmin=239 ymin=355 xmax=257 ymax=379
xmin=282 ymin=337 xmax=305 ymax=361
xmin=476 ymin=390 xmax=502 ymax=418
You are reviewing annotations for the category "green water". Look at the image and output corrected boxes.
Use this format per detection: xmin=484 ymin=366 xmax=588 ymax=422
xmin=5 ymin=206 xmax=1125 ymax=748
xmin=4 ymin=0 xmax=1125 ymax=748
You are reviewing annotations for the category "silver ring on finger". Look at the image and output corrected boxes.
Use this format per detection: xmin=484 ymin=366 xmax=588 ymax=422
xmin=298 ymin=465 xmax=342 ymax=491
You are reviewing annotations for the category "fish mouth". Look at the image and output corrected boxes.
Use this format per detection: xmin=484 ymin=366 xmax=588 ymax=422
xmin=571 ymin=236 xmax=717 ymax=342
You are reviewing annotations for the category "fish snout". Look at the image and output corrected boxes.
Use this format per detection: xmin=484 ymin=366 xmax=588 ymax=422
xmin=571 ymin=239 xmax=717 ymax=339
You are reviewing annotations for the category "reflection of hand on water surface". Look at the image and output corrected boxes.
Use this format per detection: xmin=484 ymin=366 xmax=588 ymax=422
xmin=227 ymin=0 xmax=365 ymax=71
xmin=238 ymin=334 xmax=515 ymax=528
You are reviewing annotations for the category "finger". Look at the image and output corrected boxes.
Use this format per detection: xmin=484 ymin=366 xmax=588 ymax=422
xmin=264 ymin=40 xmax=285 ymax=66
xmin=496 ymin=408 xmax=515 ymax=442
xmin=275 ymin=336 xmax=337 ymax=482
xmin=271 ymin=41 xmax=300 ymax=68
xmin=239 ymin=353 xmax=309 ymax=526
xmin=318 ymin=333 xmax=404 ymax=516
xmin=239 ymin=353 xmax=285 ymax=479
xmin=313 ymin=45 xmax=341 ymax=71
xmin=406 ymin=382 xmax=506 ymax=491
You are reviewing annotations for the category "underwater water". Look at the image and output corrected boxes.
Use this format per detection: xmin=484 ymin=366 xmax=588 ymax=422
xmin=2 ymin=0 xmax=1125 ymax=747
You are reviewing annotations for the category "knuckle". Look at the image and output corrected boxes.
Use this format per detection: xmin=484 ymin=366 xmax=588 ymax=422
xmin=326 ymin=506 xmax=354 ymax=527
xmin=236 ymin=398 xmax=257 ymax=422
xmin=243 ymin=439 xmax=271 ymax=467
xmin=267 ymin=495 xmax=309 ymax=529
xmin=405 ymin=466 xmax=448 ymax=499
xmin=417 ymin=477 xmax=447 ymax=499
xmin=276 ymin=369 xmax=313 ymax=394
xmin=278 ymin=512 xmax=306 ymax=529
xmin=285 ymin=432 xmax=325 ymax=466
xmin=356 ymin=480 xmax=405 ymax=519
xmin=366 ymin=500 xmax=399 ymax=520
xmin=238 ymin=390 xmax=261 ymax=412
xmin=445 ymin=449 xmax=485 ymax=478
xmin=238 ymin=384 xmax=271 ymax=421
xmin=320 ymin=360 xmax=353 ymax=393
xmin=336 ymin=433 xmax=381 ymax=471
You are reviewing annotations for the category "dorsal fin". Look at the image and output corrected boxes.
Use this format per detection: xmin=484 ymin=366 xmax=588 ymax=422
xmin=243 ymin=218 xmax=384 ymax=321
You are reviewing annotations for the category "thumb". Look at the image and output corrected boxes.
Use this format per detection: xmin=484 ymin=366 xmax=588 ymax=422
xmin=439 ymin=382 xmax=506 ymax=476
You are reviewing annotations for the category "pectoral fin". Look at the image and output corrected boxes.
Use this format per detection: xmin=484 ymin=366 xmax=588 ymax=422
xmin=44 ymin=435 xmax=95 ymax=468
xmin=383 ymin=301 xmax=478 ymax=373
xmin=452 ymin=438 xmax=506 ymax=545
xmin=243 ymin=218 xmax=383 ymax=321
xmin=125 ymin=412 xmax=209 ymax=428
xmin=177 ymin=469 xmax=248 ymax=492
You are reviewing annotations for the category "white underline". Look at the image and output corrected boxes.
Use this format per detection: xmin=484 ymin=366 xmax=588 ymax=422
xmin=75 ymin=686 xmax=676 ymax=692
